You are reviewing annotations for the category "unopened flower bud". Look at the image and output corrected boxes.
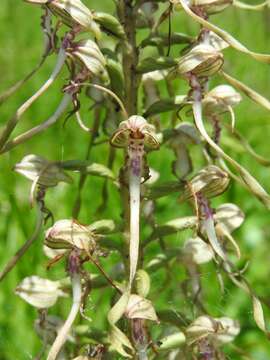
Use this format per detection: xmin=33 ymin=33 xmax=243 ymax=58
xmin=179 ymin=165 xmax=230 ymax=202
xmin=178 ymin=44 xmax=223 ymax=77
xmin=14 ymin=154 xmax=72 ymax=187
xmin=203 ymin=85 xmax=242 ymax=116
xmin=186 ymin=315 xmax=240 ymax=345
xmin=135 ymin=269 xmax=151 ymax=298
xmin=45 ymin=219 xmax=98 ymax=252
xmin=93 ymin=12 xmax=125 ymax=39
xmin=26 ymin=0 xmax=101 ymax=38
xmin=16 ymin=276 xmax=66 ymax=308
xmin=183 ymin=236 xmax=214 ymax=264
xmin=110 ymin=115 xmax=159 ymax=149
xmin=68 ymin=39 xmax=108 ymax=81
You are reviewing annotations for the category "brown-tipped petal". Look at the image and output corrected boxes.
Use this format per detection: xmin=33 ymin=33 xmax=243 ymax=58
xmin=179 ymin=165 xmax=230 ymax=202
xmin=110 ymin=115 xmax=159 ymax=149
xmin=45 ymin=219 xmax=98 ymax=252
xmin=69 ymin=39 xmax=108 ymax=81
xmin=178 ymin=44 xmax=224 ymax=77
xmin=48 ymin=0 xmax=101 ymax=37
xmin=125 ymin=294 xmax=158 ymax=322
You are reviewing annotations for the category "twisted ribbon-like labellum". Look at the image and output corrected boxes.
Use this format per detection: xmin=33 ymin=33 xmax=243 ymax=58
xmin=128 ymin=138 xmax=144 ymax=286
xmin=192 ymin=82 xmax=270 ymax=208
xmin=111 ymin=116 xmax=159 ymax=288
xmin=178 ymin=0 xmax=270 ymax=63
xmin=47 ymin=272 xmax=82 ymax=360
xmin=0 ymin=45 xmax=67 ymax=151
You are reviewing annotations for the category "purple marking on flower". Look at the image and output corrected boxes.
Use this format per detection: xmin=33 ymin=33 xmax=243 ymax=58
xmin=211 ymin=116 xmax=221 ymax=145
xmin=67 ymin=249 xmax=81 ymax=275
xmin=197 ymin=192 xmax=213 ymax=220
xmin=132 ymin=319 xmax=147 ymax=345
xmin=130 ymin=155 xmax=141 ymax=177
xmin=198 ymin=339 xmax=215 ymax=360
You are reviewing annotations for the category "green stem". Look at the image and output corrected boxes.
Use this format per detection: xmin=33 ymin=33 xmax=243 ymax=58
xmin=117 ymin=0 xmax=139 ymax=281
xmin=118 ymin=0 xmax=139 ymax=116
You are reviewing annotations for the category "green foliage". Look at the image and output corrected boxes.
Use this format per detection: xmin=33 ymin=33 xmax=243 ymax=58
xmin=0 ymin=0 xmax=270 ymax=359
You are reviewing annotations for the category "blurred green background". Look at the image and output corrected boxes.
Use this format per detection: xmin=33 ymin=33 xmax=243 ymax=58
xmin=0 ymin=0 xmax=270 ymax=359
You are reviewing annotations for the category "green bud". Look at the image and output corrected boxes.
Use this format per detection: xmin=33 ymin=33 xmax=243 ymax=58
xmin=93 ymin=12 xmax=125 ymax=39
xmin=135 ymin=270 xmax=151 ymax=298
